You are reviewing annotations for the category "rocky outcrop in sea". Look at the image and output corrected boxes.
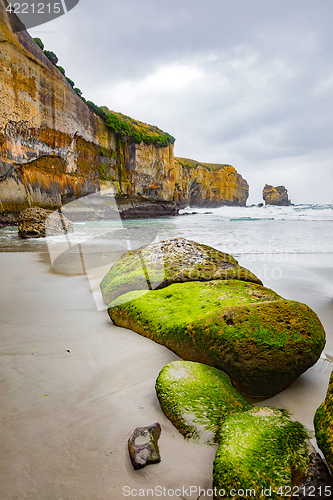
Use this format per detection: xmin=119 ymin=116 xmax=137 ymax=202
xmin=263 ymin=184 xmax=291 ymax=206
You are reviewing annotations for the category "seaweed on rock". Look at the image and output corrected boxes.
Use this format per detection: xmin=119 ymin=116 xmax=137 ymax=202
xmin=155 ymin=360 xmax=251 ymax=445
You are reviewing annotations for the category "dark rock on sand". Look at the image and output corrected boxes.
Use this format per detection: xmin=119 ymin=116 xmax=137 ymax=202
xmin=213 ymin=407 xmax=310 ymax=500
xmin=155 ymin=360 xmax=251 ymax=445
xmin=18 ymin=207 xmax=74 ymax=238
xmin=314 ymin=371 xmax=333 ymax=475
xmin=108 ymin=280 xmax=325 ymax=397
xmin=100 ymin=237 xmax=262 ymax=305
xmin=128 ymin=423 xmax=161 ymax=470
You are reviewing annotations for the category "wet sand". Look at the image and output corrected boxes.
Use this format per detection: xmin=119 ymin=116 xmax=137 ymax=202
xmin=0 ymin=251 xmax=332 ymax=499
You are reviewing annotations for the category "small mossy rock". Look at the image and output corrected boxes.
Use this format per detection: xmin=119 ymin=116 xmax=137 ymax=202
xmin=213 ymin=407 xmax=310 ymax=500
xmin=155 ymin=360 xmax=251 ymax=445
xmin=18 ymin=207 xmax=73 ymax=238
xmin=128 ymin=423 xmax=161 ymax=470
xmin=108 ymin=280 xmax=325 ymax=397
xmin=100 ymin=237 xmax=262 ymax=304
xmin=314 ymin=371 xmax=333 ymax=475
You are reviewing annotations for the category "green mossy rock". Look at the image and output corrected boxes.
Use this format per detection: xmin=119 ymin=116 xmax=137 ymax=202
xmin=100 ymin=238 xmax=262 ymax=304
xmin=155 ymin=360 xmax=251 ymax=445
xmin=108 ymin=280 xmax=325 ymax=397
xmin=213 ymin=407 xmax=310 ymax=500
xmin=314 ymin=371 xmax=333 ymax=474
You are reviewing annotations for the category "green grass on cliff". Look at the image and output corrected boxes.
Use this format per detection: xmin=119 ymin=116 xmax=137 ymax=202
xmin=85 ymin=103 xmax=175 ymax=147
xmin=102 ymin=107 xmax=175 ymax=147
xmin=176 ymin=157 xmax=231 ymax=172
xmin=275 ymin=185 xmax=287 ymax=194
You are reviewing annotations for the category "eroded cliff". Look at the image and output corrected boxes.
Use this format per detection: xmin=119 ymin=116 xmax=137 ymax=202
xmin=175 ymin=158 xmax=248 ymax=207
xmin=0 ymin=5 xmax=249 ymax=223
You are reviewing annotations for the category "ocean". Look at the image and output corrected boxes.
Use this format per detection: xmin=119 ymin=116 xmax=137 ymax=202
xmin=1 ymin=203 xmax=333 ymax=255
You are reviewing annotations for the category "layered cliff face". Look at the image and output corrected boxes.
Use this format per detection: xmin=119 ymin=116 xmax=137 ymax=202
xmin=175 ymin=158 xmax=248 ymax=207
xmin=0 ymin=5 xmax=249 ymax=223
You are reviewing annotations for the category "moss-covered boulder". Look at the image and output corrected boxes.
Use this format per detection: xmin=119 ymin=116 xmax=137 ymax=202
xmin=100 ymin=238 xmax=262 ymax=304
xmin=155 ymin=360 xmax=251 ymax=445
xmin=108 ymin=280 xmax=325 ymax=397
xmin=314 ymin=371 xmax=333 ymax=475
xmin=213 ymin=407 xmax=310 ymax=499
xmin=298 ymin=452 xmax=333 ymax=498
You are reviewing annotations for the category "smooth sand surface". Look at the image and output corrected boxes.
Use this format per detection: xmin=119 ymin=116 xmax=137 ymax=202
xmin=0 ymin=253 xmax=216 ymax=500
xmin=1 ymin=251 xmax=333 ymax=499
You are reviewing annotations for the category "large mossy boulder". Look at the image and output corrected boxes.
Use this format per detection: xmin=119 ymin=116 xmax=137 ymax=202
xmin=155 ymin=360 xmax=251 ymax=445
xmin=100 ymin=238 xmax=262 ymax=304
xmin=108 ymin=280 xmax=325 ymax=397
xmin=314 ymin=371 xmax=333 ymax=475
xmin=213 ymin=407 xmax=310 ymax=499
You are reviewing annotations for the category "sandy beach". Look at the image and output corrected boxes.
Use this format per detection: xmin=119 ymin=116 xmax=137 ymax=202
xmin=0 ymin=250 xmax=333 ymax=499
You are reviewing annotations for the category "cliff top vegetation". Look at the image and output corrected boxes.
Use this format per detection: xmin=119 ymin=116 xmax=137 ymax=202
xmin=101 ymin=107 xmax=175 ymax=147
xmin=176 ymin=157 xmax=231 ymax=172
xmin=275 ymin=185 xmax=287 ymax=194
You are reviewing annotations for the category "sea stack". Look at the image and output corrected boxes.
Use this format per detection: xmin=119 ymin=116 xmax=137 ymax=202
xmin=262 ymin=185 xmax=291 ymax=206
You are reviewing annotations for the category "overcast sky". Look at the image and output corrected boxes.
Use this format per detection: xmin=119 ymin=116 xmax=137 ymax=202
xmin=29 ymin=0 xmax=333 ymax=204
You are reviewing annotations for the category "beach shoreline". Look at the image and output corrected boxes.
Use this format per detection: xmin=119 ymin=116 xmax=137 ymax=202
xmin=0 ymin=250 xmax=332 ymax=499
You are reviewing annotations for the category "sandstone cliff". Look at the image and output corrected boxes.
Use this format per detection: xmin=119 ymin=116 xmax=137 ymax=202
xmin=0 ymin=5 xmax=249 ymax=223
xmin=175 ymin=158 xmax=248 ymax=207
xmin=262 ymin=184 xmax=291 ymax=206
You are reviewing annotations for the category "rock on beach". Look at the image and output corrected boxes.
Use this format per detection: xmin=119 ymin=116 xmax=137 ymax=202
xmin=128 ymin=423 xmax=162 ymax=470
xmin=213 ymin=407 xmax=310 ymax=499
xmin=155 ymin=360 xmax=251 ymax=445
xmin=18 ymin=206 xmax=73 ymax=239
xmin=314 ymin=371 xmax=333 ymax=475
xmin=100 ymin=237 xmax=262 ymax=305
xmin=108 ymin=279 xmax=325 ymax=397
